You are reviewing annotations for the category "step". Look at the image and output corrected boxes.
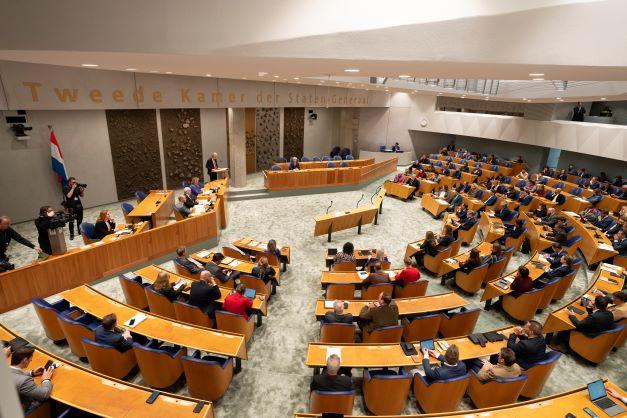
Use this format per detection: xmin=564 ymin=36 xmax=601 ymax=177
xmin=227 ymin=192 xmax=271 ymax=202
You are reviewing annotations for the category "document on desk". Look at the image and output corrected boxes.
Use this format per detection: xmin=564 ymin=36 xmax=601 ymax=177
xmin=598 ymin=243 xmax=615 ymax=251
xmin=228 ymin=259 xmax=242 ymax=268
xmin=124 ymin=313 xmax=147 ymax=328
xmin=324 ymin=301 xmax=335 ymax=309
xmin=196 ymin=250 xmax=210 ymax=259
xmin=326 ymin=347 xmax=342 ymax=361
xmin=222 ymin=256 xmax=234 ymax=264
xmin=249 ymin=241 xmax=259 ymax=247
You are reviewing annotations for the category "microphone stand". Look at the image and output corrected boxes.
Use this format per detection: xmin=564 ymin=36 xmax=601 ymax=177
xmin=356 ymin=194 xmax=364 ymax=208
xmin=326 ymin=201 xmax=334 ymax=214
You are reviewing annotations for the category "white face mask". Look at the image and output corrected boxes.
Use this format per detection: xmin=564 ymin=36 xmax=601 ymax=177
xmin=47 ymin=211 xmax=54 ymax=217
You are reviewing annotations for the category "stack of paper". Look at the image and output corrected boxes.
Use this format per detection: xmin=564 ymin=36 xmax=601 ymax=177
xmin=598 ymin=243 xmax=615 ymax=251
xmin=326 ymin=347 xmax=342 ymax=361
xmin=229 ymin=260 xmax=242 ymax=268
xmin=249 ymin=241 xmax=259 ymax=247
xmin=196 ymin=250 xmax=210 ymax=259
xmin=324 ymin=301 xmax=335 ymax=309
xmin=222 ymin=256 xmax=234 ymax=264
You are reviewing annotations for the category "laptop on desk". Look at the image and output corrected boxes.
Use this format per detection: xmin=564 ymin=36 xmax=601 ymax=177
xmin=587 ymin=380 xmax=625 ymax=416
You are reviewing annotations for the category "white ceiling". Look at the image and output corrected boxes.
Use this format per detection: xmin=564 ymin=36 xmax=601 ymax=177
xmin=0 ymin=0 xmax=625 ymax=102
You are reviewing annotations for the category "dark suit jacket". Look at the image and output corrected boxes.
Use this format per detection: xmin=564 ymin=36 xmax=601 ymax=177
xmin=552 ymin=193 xmax=566 ymax=205
xmin=205 ymin=262 xmax=229 ymax=283
xmin=361 ymin=272 xmax=390 ymax=288
xmin=540 ymin=215 xmax=558 ymax=227
xmin=569 ymin=310 xmax=614 ymax=338
xmin=460 ymin=218 xmax=477 ymax=231
xmin=184 ymin=194 xmax=195 ymax=209
xmin=94 ymin=325 xmax=133 ymax=352
xmin=189 ymin=281 xmax=221 ymax=315
xmin=438 ymin=235 xmax=454 ymax=247
xmin=596 ymin=217 xmax=615 ymax=231
xmin=495 ymin=207 xmax=513 ymax=221
xmin=310 ymin=373 xmax=353 ymax=392
xmin=155 ymin=285 xmax=184 ymax=302
xmin=506 ymin=226 xmax=524 ymax=239
xmin=94 ymin=220 xmax=116 ymax=240
xmin=456 ymin=209 xmax=468 ymax=220
xmin=547 ymin=250 xmax=567 ymax=268
xmin=507 ymin=333 xmax=546 ymax=369
xmin=546 ymin=265 xmax=573 ymax=279
xmin=324 ymin=312 xmax=354 ymax=324
xmin=422 ymin=355 xmax=467 ymax=382
xmin=613 ymin=238 xmax=627 ymax=256
xmin=176 ymin=256 xmax=203 ymax=274
xmin=519 ymin=195 xmax=533 ymax=206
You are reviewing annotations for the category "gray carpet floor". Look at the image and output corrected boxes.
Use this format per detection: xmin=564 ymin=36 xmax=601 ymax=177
xmin=1 ymin=171 xmax=625 ymax=417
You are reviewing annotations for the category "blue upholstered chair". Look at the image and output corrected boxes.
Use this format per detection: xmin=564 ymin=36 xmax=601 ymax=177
xmin=413 ymin=373 xmax=469 ymax=413
xmin=56 ymin=312 xmax=99 ymax=359
xmin=563 ymin=234 xmax=582 ymax=255
xmin=310 ymin=390 xmax=355 ymax=414
xmin=569 ymin=187 xmax=583 ymax=196
xmin=554 ymin=182 xmax=565 ymax=189
xmin=322 ymin=155 xmax=330 ymax=161
xmin=121 ymin=202 xmax=134 ymax=223
xmin=79 ymin=223 xmax=97 ymax=244
xmin=363 ymin=368 xmax=412 ymax=414
xmin=362 ymin=324 xmax=403 ymax=343
xmin=144 ymin=286 xmax=177 ymax=319
xmin=333 ymin=155 xmax=342 ymax=161
xmin=340 ymin=161 xmax=349 ymax=167
xmin=467 ymin=370 xmax=527 ymax=408
xmin=132 ymin=341 xmax=184 ymax=389
xmin=516 ymin=180 xmax=527 ymax=188
xmin=520 ymin=351 xmax=561 ymax=398
xmin=118 ymin=274 xmax=149 ymax=310
xmin=134 ymin=191 xmax=147 ymax=202
xmin=182 ymin=351 xmax=233 ymax=401
xmin=31 ymin=298 xmax=76 ymax=343
xmin=503 ymin=176 xmax=512 ymax=183
xmin=345 ymin=155 xmax=354 ymax=160
xmin=484 ymin=195 xmax=498 ymax=207
xmin=270 ymin=165 xmax=281 ymax=171
xmin=327 ymin=162 xmax=336 ymax=168
xmin=569 ymin=322 xmax=626 ymax=364
xmin=82 ymin=337 xmax=138 ymax=379
xmin=312 ymin=156 xmax=321 ymax=162
xmin=277 ymin=157 xmax=287 ymax=163
xmin=474 ymin=190 xmax=484 ymax=200
xmin=301 ymin=156 xmax=310 ymax=162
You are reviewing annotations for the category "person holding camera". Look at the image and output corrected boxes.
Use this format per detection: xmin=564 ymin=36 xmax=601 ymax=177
xmin=34 ymin=206 xmax=67 ymax=256
xmin=0 ymin=216 xmax=42 ymax=271
xmin=63 ymin=177 xmax=85 ymax=240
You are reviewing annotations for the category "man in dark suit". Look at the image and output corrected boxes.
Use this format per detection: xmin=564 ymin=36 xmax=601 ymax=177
xmin=206 ymin=152 xmax=220 ymax=181
xmin=595 ymin=211 xmax=616 ymax=232
xmin=358 ymin=292 xmax=399 ymax=334
xmin=551 ymin=187 xmax=566 ymax=206
xmin=324 ymin=300 xmax=354 ymax=324
xmin=501 ymin=219 xmax=525 ymax=244
xmin=310 ymin=354 xmax=353 ymax=391
xmin=543 ymin=255 xmax=574 ymax=280
xmin=572 ymin=102 xmax=586 ymax=122
xmin=422 ymin=344 xmax=466 ymax=382
xmin=544 ymin=243 xmax=568 ymax=267
xmin=612 ymin=230 xmax=627 ymax=256
xmin=175 ymin=246 xmax=204 ymax=275
xmin=539 ymin=208 xmax=559 ymax=227
xmin=361 ymin=263 xmax=390 ymax=289
xmin=459 ymin=211 xmax=477 ymax=231
xmin=587 ymin=190 xmax=604 ymax=205
xmin=507 ymin=320 xmax=546 ymax=369
xmin=189 ymin=271 xmax=221 ymax=317
xmin=494 ymin=202 xmax=513 ymax=222
xmin=94 ymin=313 xmax=133 ymax=352
xmin=205 ymin=253 xmax=240 ymax=284
xmin=552 ymin=295 xmax=614 ymax=352
xmin=518 ymin=192 xmax=534 ymax=208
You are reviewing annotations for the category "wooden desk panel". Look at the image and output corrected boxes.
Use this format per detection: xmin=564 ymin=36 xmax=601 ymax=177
xmin=313 ymin=206 xmax=378 ymax=237
xmin=404 ymin=239 xmax=425 ymax=259
xmin=421 ymin=193 xmax=450 ymax=218
xmin=561 ymin=211 xmax=617 ymax=265
xmin=60 ymin=285 xmax=247 ymax=359
xmin=481 ymin=253 xmax=550 ymax=301
xmin=101 ymin=221 xmax=149 ymax=244
xmin=383 ymin=180 xmax=415 ymax=200
xmin=133 ymin=265 xmax=268 ymax=316
xmin=0 ymin=325 xmax=214 ymax=418
xmin=315 ymin=292 xmax=467 ymax=318
xmin=233 ymin=237 xmax=291 ymax=264
xmin=321 ymin=269 xmax=403 ymax=286
xmin=127 ymin=190 xmax=174 ymax=228
xmin=478 ymin=211 xmax=505 ymax=243
xmin=520 ymin=211 xmax=554 ymax=254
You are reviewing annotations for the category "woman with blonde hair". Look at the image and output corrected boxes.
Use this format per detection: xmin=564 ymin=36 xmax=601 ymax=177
xmin=152 ymin=271 xmax=186 ymax=302
xmin=94 ymin=210 xmax=116 ymax=240
xmin=252 ymin=256 xmax=277 ymax=294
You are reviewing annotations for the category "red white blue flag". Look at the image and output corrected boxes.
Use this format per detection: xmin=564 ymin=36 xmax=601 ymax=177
xmin=50 ymin=130 xmax=68 ymax=184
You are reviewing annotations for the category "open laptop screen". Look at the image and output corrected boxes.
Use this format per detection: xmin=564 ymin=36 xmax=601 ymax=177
xmin=587 ymin=379 xmax=606 ymax=401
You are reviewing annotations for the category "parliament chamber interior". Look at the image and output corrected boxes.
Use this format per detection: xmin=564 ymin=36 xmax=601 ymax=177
xmin=1 ymin=1 xmax=627 ymax=417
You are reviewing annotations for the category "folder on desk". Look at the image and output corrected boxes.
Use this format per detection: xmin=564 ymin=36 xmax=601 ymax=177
xmin=229 ymin=260 xmax=241 ymax=268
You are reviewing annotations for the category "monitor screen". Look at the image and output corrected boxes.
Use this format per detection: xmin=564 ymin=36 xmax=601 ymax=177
xmin=587 ymin=379 xmax=606 ymax=401
xmin=244 ymin=288 xmax=256 ymax=300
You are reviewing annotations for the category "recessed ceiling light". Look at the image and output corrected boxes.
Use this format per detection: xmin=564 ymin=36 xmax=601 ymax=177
xmin=205 ymin=74 xmax=212 ymax=77
xmin=242 ymin=77 xmax=247 ymax=79
xmin=437 ymin=93 xmax=442 ymax=95
xmin=149 ymin=70 xmax=159 ymax=73
xmin=529 ymin=73 xmax=544 ymax=77
xmin=125 ymin=68 xmax=137 ymax=71
xmin=293 ymin=77 xmax=299 ymax=80
xmin=344 ymin=69 xmax=360 ymax=73
xmin=283 ymin=78 xmax=287 ymax=81
xmin=165 ymin=71 xmax=173 ymax=74
xmin=600 ymin=97 xmax=607 ymax=100
xmin=81 ymin=64 xmax=99 ymax=67
xmin=321 ymin=80 xmax=325 ymax=83
xmin=273 ymin=75 xmax=279 ymax=78
xmin=258 ymin=72 xmax=268 ymax=76
xmin=532 ymin=78 xmax=544 ymax=81
xmin=297 ymin=81 xmax=301 ymax=84
xmin=556 ymin=97 xmax=562 ymax=100
xmin=335 ymin=81 xmax=340 ymax=84
xmin=399 ymin=75 xmax=411 ymax=78
xmin=461 ymin=95 xmax=466 ymax=98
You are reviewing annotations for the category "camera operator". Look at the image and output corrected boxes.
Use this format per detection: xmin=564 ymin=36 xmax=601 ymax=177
xmin=34 ymin=206 xmax=67 ymax=256
xmin=63 ymin=177 xmax=85 ymax=240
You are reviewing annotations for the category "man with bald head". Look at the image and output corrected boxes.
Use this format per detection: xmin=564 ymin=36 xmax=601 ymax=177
xmin=0 ymin=216 xmax=41 ymax=270
xmin=324 ymin=300 xmax=353 ymax=324
xmin=189 ymin=270 xmax=221 ymax=317
xmin=310 ymin=354 xmax=353 ymax=392
xmin=206 ymin=152 xmax=220 ymax=181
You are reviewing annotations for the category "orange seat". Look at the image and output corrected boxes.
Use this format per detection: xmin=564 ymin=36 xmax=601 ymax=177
xmin=536 ymin=277 xmax=561 ymax=311
xmin=132 ymin=342 xmax=184 ymax=389
xmin=505 ymin=229 xmax=527 ymax=253
xmin=222 ymin=246 xmax=251 ymax=262
xmin=361 ymin=283 xmax=394 ymax=300
xmin=424 ymin=247 xmax=452 ymax=276
xmin=402 ymin=314 xmax=441 ymax=342
xmin=454 ymin=264 xmax=489 ymax=294
xmin=24 ymin=401 xmax=50 ymax=418
xmin=56 ymin=313 xmax=96 ymax=359
xmin=118 ymin=275 xmax=149 ymax=310
xmin=449 ymin=238 xmax=462 ymax=257
xmin=362 ymin=324 xmax=403 ymax=343
xmin=310 ymin=390 xmax=355 ymax=415
xmin=182 ymin=353 xmax=233 ymax=401
xmin=332 ymin=261 xmax=357 ymax=272
xmin=614 ymin=319 xmax=627 ymax=349
xmin=254 ymin=251 xmax=280 ymax=268
xmin=413 ymin=372 xmax=469 ymax=413
xmin=439 ymin=307 xmax=481 ymax=338
xmin=569 ymin=323 xmax=625 ymax=364
xmin=173 ymin=300 xmax=214 ymax=328
xmin=82 ymin=337 xmax=137 ymax=379
xmin=31 ymin=298 xmax=75 ymax=343
xmin=394 ymin=279 xmax=428 ymax=298
xmin=239 ymin=274 xmax=271 ymax=298
xmin=551 ymin=271 xmax=577 ymax=301
xmin=363 ymin=369 xmax=412 ymax=415
xmin=467 ymin=371 xmax=527 ymax=408
xmin=326 ymin=284 xmax=355 ymax=300
xmin=216 ymin=310 xmax=255 ymax=343
xmin=520 ymin=351 xmax=561 ymax=398
xmin=483 ymin=255 xmax=510 ymax=285
xmin=458 ymin=221 xmax=479 ymax=245
xmin=144 ymin=286 xmax=177 ymax=319
xmin=614 ymin=255 xmax=627 ymax=269
xmin=502 ymin=288 xmax=544 ymax=322
xmin=320 ymin=322 xmax=356 ymax=343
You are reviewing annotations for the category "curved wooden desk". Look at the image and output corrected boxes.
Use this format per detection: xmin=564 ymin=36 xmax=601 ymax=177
xmin=59 ymin=285 xmax=248 ymax=360
xmin=421 ymin=193 xmax=451 ymax=219
xmin=0 ymin=324 xmax=214 ymax=418
xmin=126 ymin=190 xmax=175 ymax=228
xmin=321 ymin=269 xmax=402 ymax=287
xmin=439 ymin=241 xmax=494 ymax=278
xmin=561 ymin=211 xmax=618 ymax=265
xmin=314 ymin=292 xmax=468 ymax=319
xmin=521 ymin=211 xmax=554 ymax=254
xmin=233 ymin=237 xmax=291 ymax=267
xmin=383 ymin=180 xmax=415 ymax=200
xmin=294 ymin=380 xmax=625 ymax=418
xmin=478 ymin=211 xmax=505 ymax=243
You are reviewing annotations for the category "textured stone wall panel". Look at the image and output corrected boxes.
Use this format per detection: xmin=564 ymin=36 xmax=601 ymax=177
xmin=106 ymin=109 xmax=162 ymax=200
xmin=255 ymin=108 xmax=280 ymax=170
xmin=245 ymin=108 xmax=257 ymax=173
xmin=283 ymin=107 xmax=304 ymax=159
xmin=161 ymin=108 xmax=203 ymax=188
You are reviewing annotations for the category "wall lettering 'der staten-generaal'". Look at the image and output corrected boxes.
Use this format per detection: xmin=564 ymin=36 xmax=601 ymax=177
xmin=0 ymin=61 xmax=390 ymax=110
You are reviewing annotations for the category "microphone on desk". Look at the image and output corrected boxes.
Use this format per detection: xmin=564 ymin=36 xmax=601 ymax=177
xmin=356 ymin=194 xmax=364 ymax=208
xmin=326 ymin=201 xmax=334 ymax=214
xmin=370 ymin=186 xmax=382 ymax=204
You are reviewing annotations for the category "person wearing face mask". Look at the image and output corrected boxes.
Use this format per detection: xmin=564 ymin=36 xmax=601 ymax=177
xmin=34 ymin=206 xmax=66 ymax=256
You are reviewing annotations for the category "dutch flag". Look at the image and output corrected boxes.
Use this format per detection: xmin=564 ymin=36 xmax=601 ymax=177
xmin=50 ymin=129 xmax=68 ymax=184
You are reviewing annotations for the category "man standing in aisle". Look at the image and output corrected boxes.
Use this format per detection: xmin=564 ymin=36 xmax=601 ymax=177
xmin=0 ymin=216 xmax=42 ymax=271
xmin=206 ymin=152 xmax=220 ymax=181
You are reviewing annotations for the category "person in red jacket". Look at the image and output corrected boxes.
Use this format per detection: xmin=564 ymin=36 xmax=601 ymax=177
xmin=510 ymin=266 xmax=533 ymax=298
xmin=223 ymin=284 xmax=253 ymax=318
xmin=395 ymin=257 xmax=420 ymax=287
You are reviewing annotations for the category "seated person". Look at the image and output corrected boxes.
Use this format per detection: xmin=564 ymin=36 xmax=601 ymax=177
xmin=588 ymin=176 xmax=601 ymax=190
xmin=516 ymin=170 xmax=529 ymax=180
xmin=567 ymin=164 xmax=577 ymax=175
xmin=580 ymin=206 xmax=601 ymax=223
xmin=437 ymin=185 xmax=452 ymax=201
xmin=510 ymin=266 xmax=533 ymax=297
xmin=501 ymin=219 xmax=525 ymax=244
xmin=507 ymin=320 xmax=546 ymax=369
xmin=361 ymin=263 xmax=390 ymax=289
xmin=472 ymin=166 xmax=483 ymax=176
xmin=223 ymin=284 xmax=253 ymax=319
xmin=456 ymin=182 xmax=471 ymax=194
xmin=358 ymin=292 xmax=398 ymax=334
xmin=459 ymin=211 xmax=478 ymax=231
xmin=612 ymin=230 xmax=627 ymax=256
xmin=612 ymin=176 xmax=624 ymax=187
xmin=152 ymin=271 xmax=186 ymax=302
xmin=458 ymin=248 xmax=482 ymax=274
xmin=550 ymin=187 xmax=566 ymax=206
xmin=587 ymin=189 xmax=604 ymax=205
xmin=391 ymin=142 xmax=401 ymax=152
xmin=288 ymin=156 xmax=300 ymax=170
xmin=95 ymin=313 xmax=133 ymax=352
xmin=524 ymin=180 xmax=537 ymax=194
xmin=455 ymin=203 xmax=468 ymax=220
xmin=364 ymin=248 xmax=388 ymax=272
xmin=481 ymin=243 xmax=503 ymax=265
xmin=414 ymin=231 xmax=439 ymax=267
xmin=251 ymin=256 xmax=278 ymax=294
xmin=556 ymin=169 xmax=568 ymax=181
xmin=393 ymin=172 xmax=406 ymax=183
xmin=394 ymin=257 xmax=420 ymax=287
xmin=415 ymin=168 xmax=427 ymax=179
xmin=189 ymin=271 xmax=221 ymax=317
xmin=494 ymin=202 xmax=513 ymax=221
xmin=421 ymin=344 xmax=466 ymax=382
xmin=174 ymin=195 xmax=192 ymax=218
xmin=610 ymin=184 xmax=627 ymax=200
xmin=541 ymin=255 xmax=574 ymax=282
xmin=265 ymin=239 xmax=282 ymax=259
xmin=10 ymin=346 xmax=54 ymax=411
xmin=595 ymin=211 xmax=616 ymax=232
xmin=552 ymin=295 xmax=614 ymax=352
xmin=518 ymin=191 xmax=534 ymax=208
xmin=94 ymin=210 xmax=116 ymax=240
xmin=333 ymin=242 xmax=356 ymax=264
xmin=539 ymin=207 xmax=558 ymax=227
xmin=543 ymin=243 xmax=567 ymax=266
xmin=205 ymin=252 xmax=240 ymax=284
xmin=189 ymin=177 xmax=203 ymax=197
xmin=175 ymin=246 xmax=205 ymax=274
xmin=183 ymin=187 xmax=196 ymax=208
xmin=324 ymin=300 xmax=353 ymax=324
xmin=438 ymin=225 xmax=455 ymax=247
xmin=474 ymin=348 xmax=521 ymax=382
xmin=310 ymin=354 xmax=353 ymax=391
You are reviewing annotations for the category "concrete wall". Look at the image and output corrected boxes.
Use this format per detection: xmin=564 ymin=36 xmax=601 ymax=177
xmin=200 ymin=108 xmax=228 ymax=182
xmin=0 ymin=110 xmax=117 ymax=223
xmin=303 ymin=107 xmax=339 ymax=158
